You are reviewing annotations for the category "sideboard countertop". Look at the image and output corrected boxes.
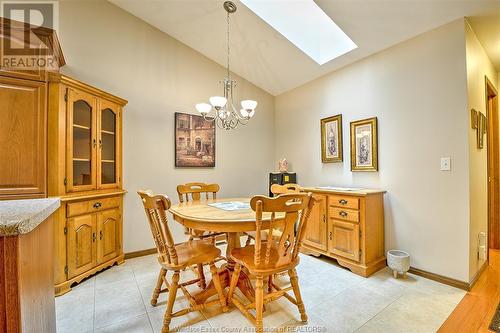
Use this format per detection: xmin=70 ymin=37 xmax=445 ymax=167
xmin=301 ymin=186 xmax=386 ymax=196
xmin=0 ymin=198 xmax=60 ymax=236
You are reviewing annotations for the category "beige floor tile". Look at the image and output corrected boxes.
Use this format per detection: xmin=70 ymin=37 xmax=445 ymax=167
xmin=95 ymin=263 xmax=135 ymax=287
xmin=320 ymin=285 xmax=394 ymax=318
xmin=94 ymin=280 xmax=147 ymax=329
xmin=56 ymin=281 xmax=95 ymax=333
xmin=94 ymin=313 xmax=153 ymax=333
xmin=396 ymin=288 xmax=463 ymax=320
xmin=313 ymin=303 xmax=374 ymax=333
xmin=278 ymin=313 xmax=329 ymax=333
xmin=56 ymin=303 xmax=94 ymax=333
xmin=358 ymin=270 xmax=408 ymax=301
xmin=309 ymin=287 xmax=384 ymax=333
xmin=356 ymin=298 xmax=452 ymax=333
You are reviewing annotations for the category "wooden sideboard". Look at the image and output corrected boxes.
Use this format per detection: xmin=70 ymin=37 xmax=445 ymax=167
xmin=300 ymin=187 xmax=386 ymax=277
xmin=47 ymin=74 xmax=128 ymax=295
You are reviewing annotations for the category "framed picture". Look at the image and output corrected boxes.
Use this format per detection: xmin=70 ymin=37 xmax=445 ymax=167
xmin=175 ymin=112 xmax=215 ymax=167
xmin=350 ymin=117 xmax=378 ymax=171
xmin=478 ymin=112 xmax=487 ymax=149
xmin=321 ymin=114 xmax=343 ymax=163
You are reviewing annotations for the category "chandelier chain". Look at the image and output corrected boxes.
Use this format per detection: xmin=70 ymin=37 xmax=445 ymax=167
xmin=226 ymin=10 xmax=230 ymax=80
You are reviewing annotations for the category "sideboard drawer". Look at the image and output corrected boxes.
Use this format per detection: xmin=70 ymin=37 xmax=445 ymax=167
xmin=329 ymin=207 xmax=359 ymax=223
xmin=67 ymin=196 xmax=121 ymax=217
xmin=329 ymin=195 xmax=359 ymax=210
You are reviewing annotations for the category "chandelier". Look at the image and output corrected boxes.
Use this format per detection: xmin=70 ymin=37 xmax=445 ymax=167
xmin=195 ymin=1 xmax=257 ymax=130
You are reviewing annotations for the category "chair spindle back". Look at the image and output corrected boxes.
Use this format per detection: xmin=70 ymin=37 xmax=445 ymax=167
xmin=177 ymin=183 xmax=220 ymax=203
xmin=138 ymin=190 xmax=178 ymax=265
xmin=250 ymin=193 xmax=315 ymax=267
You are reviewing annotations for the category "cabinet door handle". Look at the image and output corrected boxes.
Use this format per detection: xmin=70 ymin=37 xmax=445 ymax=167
xmin=329 ymin=232 xmax=333 ymax=240
xmin=339 ymin=199 xmax=348 ymax=205
xmin=322 ymin=214 xmax=326 ymax=223
xmin=92 ymin=232 xmax=96 ymax=242
xmin=100 ymin=231 xmax=103 ymax=240
xmin=339 ymin=211 xmax=348 ymax=218
xmin=93 ymin=139 xmax=97 ymax=148
xmin=93 ymin=202 xmax=102 ymax=209
xmin=99 ymin=139 xmax=102 ymax=149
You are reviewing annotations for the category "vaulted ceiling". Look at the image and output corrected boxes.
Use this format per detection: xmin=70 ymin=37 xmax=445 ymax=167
xmin=111 ymin=0 xmax=500 ymax=96
xmin=468 ymin=7 xmax=500 ymax=71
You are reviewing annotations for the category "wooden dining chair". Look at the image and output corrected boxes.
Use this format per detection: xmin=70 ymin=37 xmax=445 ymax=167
xmin=138 ymin=190 xmax=227 ymax=333
xmin=177 ymin=182 xmax=226 ymax=288
xmin=227 ymin=193 xmax=315 ymax=332
xmin=270 ymin=183 xmax=301 ymax=196
xmin=177 ymin=182 xmax=226 ymax=240
xmin=244 ymin=183 xmax=302 ymax=246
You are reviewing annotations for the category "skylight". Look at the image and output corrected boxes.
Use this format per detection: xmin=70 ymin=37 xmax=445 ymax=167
xmin=240 ymin=0 xmax=357 ymax=65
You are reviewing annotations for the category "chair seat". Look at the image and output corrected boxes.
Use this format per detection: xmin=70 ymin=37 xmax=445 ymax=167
xmin=230 ymin=245 xmax=299 ymax=275
xmin=160 ymin=239 xmax=221 ymax=269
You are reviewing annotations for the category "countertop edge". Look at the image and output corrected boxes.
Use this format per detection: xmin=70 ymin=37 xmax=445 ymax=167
xmin=0 ymin=198 xmax=61 ymax=236
xmin=301 ymin=186 xmax=386 ymax=196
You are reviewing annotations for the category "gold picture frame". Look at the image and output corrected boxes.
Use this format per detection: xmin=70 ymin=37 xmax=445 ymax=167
xmin=350 ymin=117 xmax=378 ymax=171
xmin=321 ymin=114 xmax=343 ymax=163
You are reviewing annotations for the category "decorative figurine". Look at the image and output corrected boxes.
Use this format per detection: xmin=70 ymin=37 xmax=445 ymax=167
xmin=278 ymin=158 xmax=288 ymax=173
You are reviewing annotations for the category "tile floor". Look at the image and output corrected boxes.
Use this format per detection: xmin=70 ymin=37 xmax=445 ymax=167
xmin=56 ymin=244 xmax=466 ymax=333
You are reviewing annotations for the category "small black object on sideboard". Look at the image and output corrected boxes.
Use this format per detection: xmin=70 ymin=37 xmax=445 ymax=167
xmin=269 ymin=172 xmax=297 ymax=196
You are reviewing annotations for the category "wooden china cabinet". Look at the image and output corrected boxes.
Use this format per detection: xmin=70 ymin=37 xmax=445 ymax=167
xmin=0 ymin=18 xmax=65 ymax=199
xmin=47 ymin=73 xmax=127 ymax=295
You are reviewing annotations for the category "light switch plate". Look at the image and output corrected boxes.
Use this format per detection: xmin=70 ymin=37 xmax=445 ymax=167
xmin=440 ymin=157 xmax=451 ymax=171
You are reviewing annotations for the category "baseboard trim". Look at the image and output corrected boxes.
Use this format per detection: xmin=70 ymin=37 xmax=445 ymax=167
xmin=409 ymin=266 xmax=469 ymax=291
xmin=468 ymin=260 xmax=488 ymax=289
xmin=124 ymin=248 xmax=156 ymax=259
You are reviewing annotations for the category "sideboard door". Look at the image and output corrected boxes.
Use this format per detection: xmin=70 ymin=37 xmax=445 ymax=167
xmin=67 ymin=214 xmax=97 ymax=278
xmin=329 ymin=220 xmax=360 ymax=262
xmin=302 ymin=194 xmax=327 ymax=251
xmin=97 ymin=209 xmax=120 ymax=264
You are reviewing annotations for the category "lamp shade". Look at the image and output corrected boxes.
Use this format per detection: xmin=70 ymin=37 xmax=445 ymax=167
xmin=195 ymin=103 xmax=212 ymax=114
xmin=209 ymin=96 xmax=227 ymax=108
xmin=241 ymin=100 xmax=257 ymax=110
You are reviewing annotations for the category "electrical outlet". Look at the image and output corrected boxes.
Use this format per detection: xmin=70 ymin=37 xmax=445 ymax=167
xmin=440 ymin=157 xmax=451 ymax=171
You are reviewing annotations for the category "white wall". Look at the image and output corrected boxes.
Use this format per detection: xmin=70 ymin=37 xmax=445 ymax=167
xmin=274 ymin=20 xmax=471 ymax=282
xmin=465 ymin=21 xmax=498 ymax=281
xmin=58 ymin=0 xmax=275 ymax=252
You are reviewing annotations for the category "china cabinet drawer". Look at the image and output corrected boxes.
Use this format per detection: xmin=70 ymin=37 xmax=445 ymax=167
xmin=329 ymin=207 xmax=359 ymax=223
xmin=329 ymin=195 xmax=359 ymax=210
xmin=67 ymin=196 xmax=121 ymax=217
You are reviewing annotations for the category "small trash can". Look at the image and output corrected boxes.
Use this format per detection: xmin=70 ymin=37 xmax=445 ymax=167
xmin=387 ymin=250 xmax=410 ymax=279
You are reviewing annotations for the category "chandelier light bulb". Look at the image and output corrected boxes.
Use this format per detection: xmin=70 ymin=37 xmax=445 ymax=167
xmin=209 ymin=96 xmax=227 ymax=108
xmin=241 ymin=100 xmax=257 ymax=110
xmin=195 ymin=103 xmax=212 ymax=114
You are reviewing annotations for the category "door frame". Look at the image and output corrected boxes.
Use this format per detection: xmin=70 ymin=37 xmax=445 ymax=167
xmin=486 ymin=76 xmax=499 ymax=251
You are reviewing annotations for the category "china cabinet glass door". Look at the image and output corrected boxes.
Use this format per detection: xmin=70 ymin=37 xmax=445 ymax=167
xmin=67 ymin=89 xmax=97 ymax=192
xmin=98 ymin=100 xmax=120 ymax=188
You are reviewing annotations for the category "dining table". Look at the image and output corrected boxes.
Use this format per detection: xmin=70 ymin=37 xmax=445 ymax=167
xmin=169 ymin=197 xmax=285 ymax=304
